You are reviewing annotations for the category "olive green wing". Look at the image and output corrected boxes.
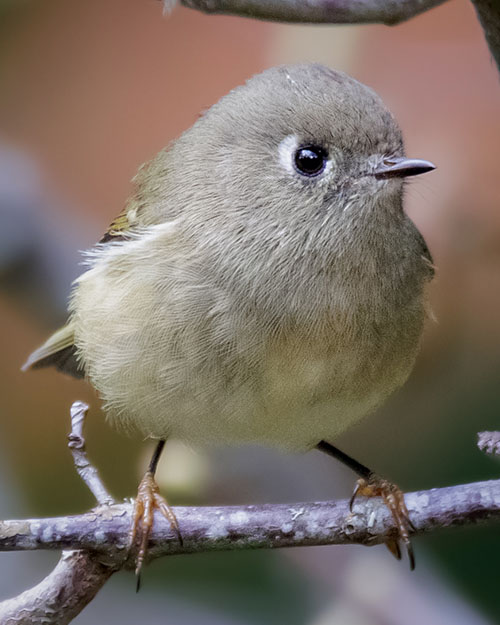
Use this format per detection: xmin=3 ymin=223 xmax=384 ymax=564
xmin=21 ymin=322 xmax=83 ymax=377
xmin=22 ymin=208 xmax=135 ymax=378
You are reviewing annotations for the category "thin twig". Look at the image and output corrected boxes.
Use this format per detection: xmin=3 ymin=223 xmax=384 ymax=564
xmin=67 ymin=401 xmax=114 ymax=506
xmin=478 ymin=431 xmax=500 ymax=456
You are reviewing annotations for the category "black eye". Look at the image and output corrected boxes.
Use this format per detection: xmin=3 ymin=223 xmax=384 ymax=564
xmin=294 ymin=145 xmax=328 ymax=177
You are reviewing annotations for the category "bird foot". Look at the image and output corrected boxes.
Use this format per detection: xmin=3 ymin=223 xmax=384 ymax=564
xmin=350 ymin=475 xmax=415 ymax=570
xmin=129 ymin=470 xmax=183 ymax=589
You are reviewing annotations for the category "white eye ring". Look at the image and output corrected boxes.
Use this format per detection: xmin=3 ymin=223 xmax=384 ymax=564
xmin=278 ymin=134 xmax=332 ymax=179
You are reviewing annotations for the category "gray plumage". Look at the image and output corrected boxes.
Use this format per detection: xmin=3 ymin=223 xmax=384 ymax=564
xmin=26 ymin=64 xmax=435 ymax=451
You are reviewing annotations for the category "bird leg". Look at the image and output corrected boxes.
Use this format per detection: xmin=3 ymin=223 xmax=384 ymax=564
xmin=316 ymin=440 xmax=415 ymax=569
xmin=129 ymin=439 xmax=183 ymax=590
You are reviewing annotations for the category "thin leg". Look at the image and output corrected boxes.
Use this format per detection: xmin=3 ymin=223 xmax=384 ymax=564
xmin=129 ymin=439 xmax=183 ymax=591
xmin=316 ymin=440 xmax=415 ymax=570
xmin=316 ymin=440 xmax=372 ymax=480
xmin=148 ymin=439 xmax=165 ymax=474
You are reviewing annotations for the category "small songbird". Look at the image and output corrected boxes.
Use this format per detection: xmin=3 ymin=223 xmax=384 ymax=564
xmin=24 ymin=63 xmax=435 ymax=576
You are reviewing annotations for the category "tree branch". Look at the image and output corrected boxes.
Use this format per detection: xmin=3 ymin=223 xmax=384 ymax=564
xmin=471 ymin=0 xmax=500 ymax=72
xmin=67 ymin=401 xmax=114 ymax=506
xmin=1 ymin=478 xmax=500 ymax=562
xmin=478 ymin=430 xmax=500 ymax=456
xmin=165 ymin=0 xmax=500 ymax=73
xmin=2 ymin=407 xmax=499 ymax=624
xmin=0 ymin=403 xmax=119 ymax=625
xmin=0 ymin=552 xmax=115 ymax=625
xmin=166 ymin=0 xmax=449 ymax=25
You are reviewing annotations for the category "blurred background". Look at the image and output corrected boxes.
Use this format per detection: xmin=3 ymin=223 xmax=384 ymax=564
xmin=0 ymin=0 xmax=499 ymax=623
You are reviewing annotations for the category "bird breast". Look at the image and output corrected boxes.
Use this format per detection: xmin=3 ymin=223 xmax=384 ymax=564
xmin=71 ymin=221 xmax=426 ymax=451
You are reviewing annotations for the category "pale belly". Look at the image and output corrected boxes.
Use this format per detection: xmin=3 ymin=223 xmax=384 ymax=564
xmin=107 ymin=324 xmax=420 ymax=452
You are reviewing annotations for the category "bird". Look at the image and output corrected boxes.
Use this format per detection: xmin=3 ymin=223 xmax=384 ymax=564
xmin=23 ymin=63 xmax=435 ymax=578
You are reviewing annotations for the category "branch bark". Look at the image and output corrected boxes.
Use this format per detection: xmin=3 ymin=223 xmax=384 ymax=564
xmin=0 ymin=552 xmax=115 ymax=625
xmin=165 ymin=0 xmax=500 ymax=73
xmin=1 ymin=404 xmax=499 ymax=624
xmin=167 ymin=0 xmax=449 ymax=25
xmin=67 ymin=401 xmax=114 ymax=506
xmin=471 ymin=0 xmax=500 ymax=71
xmin=1 ymin=479 xmax=500 ymax=561
xmin=0 ymin=403 xmax=118 ymax=625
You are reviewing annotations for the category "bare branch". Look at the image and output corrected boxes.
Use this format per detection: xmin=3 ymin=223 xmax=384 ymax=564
xmin=478 ymin=431 xmax=500 ymax=456
xmin=0 ymin=551 xmax=115 ymax=625
xmin=67 ymin=401 xmax=114 ymax=506
xmin=471 ymin=0 xmax=500 ymax=72
xmin=0 ymin=402 xmax=119 ymax=624
xmin=2 ymin=402 xmax=499 ymax=625
xmin=1 ymin=479 xmax=499 ymax=563
xmin=169 ymin=0 xmax=449 ymax=25
xmin=1 ymin=400 xmax=499 ymax=623
xmin=166 ymin=0 xmax=500 ymax=74
xmin=0 ymin=477 xmax=499 ymax=622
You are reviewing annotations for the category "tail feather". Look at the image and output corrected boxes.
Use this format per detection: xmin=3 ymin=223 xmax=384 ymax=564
xmin=22 ymin=323 xmax=84 ymax=379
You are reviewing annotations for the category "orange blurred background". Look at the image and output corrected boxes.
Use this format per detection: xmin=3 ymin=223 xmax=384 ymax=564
xmin=0 ymin=1 xmax=499 ymax=623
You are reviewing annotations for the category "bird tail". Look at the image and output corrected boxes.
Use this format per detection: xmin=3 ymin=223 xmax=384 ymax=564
xmin=22 ymin=322 xmax=84 ymax=379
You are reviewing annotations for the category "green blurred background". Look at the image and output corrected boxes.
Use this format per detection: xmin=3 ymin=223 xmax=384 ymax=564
xmin=0 ymin=1 xmax=499 ymax=623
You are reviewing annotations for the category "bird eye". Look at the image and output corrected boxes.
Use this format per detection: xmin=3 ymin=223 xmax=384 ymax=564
xmin=294 ymin=145 xmax=328 ymax=177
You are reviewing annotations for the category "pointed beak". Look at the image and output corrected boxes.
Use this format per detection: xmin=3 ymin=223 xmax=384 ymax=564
xmin=373 ymin=157 xmax=436 ymax=180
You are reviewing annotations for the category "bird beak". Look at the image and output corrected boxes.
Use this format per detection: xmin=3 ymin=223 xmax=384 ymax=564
xmin=373 ymin=157 xmax=436 ymax=180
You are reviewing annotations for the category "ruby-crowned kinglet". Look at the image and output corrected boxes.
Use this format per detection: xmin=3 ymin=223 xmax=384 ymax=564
xmin=24 ymin=64 xmax=435 ymax=572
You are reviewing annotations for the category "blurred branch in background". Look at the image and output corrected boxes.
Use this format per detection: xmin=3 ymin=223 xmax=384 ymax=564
xmin=167 ymin=0 xmax=500 ymax=71
xmin=478 ymin=431 xmax=500 ymax=456
xmin=1 ymin=402 xmax=500 ymax=624
xmin=166 ymin=0 xmax=449 ymax=24
xmin=0 ymin=144 xmax=91 ymax=323
xmin=472 ymin=0 xmax=500 ymax=70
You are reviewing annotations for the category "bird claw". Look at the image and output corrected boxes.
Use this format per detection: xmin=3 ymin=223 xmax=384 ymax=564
xmin=350 ymin=475 xmax=415 ymax=570
xmin=129 ymin=471 xmax=183 ymax=590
